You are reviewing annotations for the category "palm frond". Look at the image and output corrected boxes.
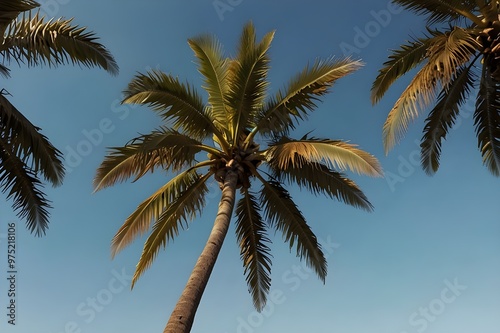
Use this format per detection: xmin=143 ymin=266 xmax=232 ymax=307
xmin=253 ymin=58 xmax=362 ymax=137
xmin=122 ymin=70 xmax=218 ymax=141
xmin=0 ymin=64 xmax=11 ymax=78
xmin=2 ymin=14 xmax=118 ymax=75
xmin=383 ymin=27 xmax=478 ymax=153
xmin=371 ymin=36 xmax=434 ymax=104
xmin=235 ymin=189 xmax=272 ymax=311
xmin=265 ymin=137 xmax=382 ymax=177
xmin=259 ymin=179 xmax=326 ymax=282
xmin=0 ymin=94 xmax=64 ymax=185
xmin=0 ymin=140 xmax=51 ymax=236
xmin=421 ymin=64 xmax=475 ymax=174
xmin=391 ymin=0 xmax=480 ymax=25
xmin=479 ymin=1 xmax=500 ymax=22
xmin=111 ymin=169 xmax=204 ymax=257
xmin=0 ymin=0 xmax=39 ymax=38
xmin=94 ymin=128 xmax=208 ymax=190
xmin=188 ymin=34 xmax=230 ymax=135
xmin=132 ymin=172 xmax=212 ymax=287
xmin=227 ymin=22 xmax=274 ymax=143
xmin=270 ymin=158 xmax=373 ymax=211
xmin=474 ymin=59 xmax=500 ymax=175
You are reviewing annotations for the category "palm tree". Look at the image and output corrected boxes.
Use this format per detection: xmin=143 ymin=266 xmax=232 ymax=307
xmin=372 ymin=0 xmax=500 ymax=175
xmin=94 ymin=22 xmax=382 ymax=333
xmin=0 ymin=0 xmax=118 ymax=235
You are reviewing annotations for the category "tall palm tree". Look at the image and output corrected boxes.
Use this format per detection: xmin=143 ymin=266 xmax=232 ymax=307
xmin=0 ymin=0 xmax=118 ymax=235
xmin=94 ymin=22 xmax=382 ymax=333
xmin=372 ymin=0 xmax=500 ymax=175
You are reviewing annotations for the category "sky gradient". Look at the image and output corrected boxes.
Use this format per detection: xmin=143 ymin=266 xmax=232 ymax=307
xmin=1 ymin=1 xmax=500 ymax=332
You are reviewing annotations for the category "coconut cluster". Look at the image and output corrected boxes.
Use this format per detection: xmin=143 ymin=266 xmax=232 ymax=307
xmin=477 ymin=20 xmax=500 ymax=78
xmin=209 ymin=134 xmax=262 ymax=190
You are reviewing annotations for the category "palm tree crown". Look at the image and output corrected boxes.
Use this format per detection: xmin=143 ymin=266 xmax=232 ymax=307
xmin=0 ymin=0 xmax=118 ymax=235
xmin=372 ymin=0 xmax=500 ymax=175
xmin=94 ymin=22 xmax=382 ymax=332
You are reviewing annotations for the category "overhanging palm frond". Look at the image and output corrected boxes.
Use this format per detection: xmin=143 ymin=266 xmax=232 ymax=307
xmin=111 ymin=169 xmax=204 ymax=257
xmin=259 ymin=179 xmax=326 ymax=281
xmin=188 ymin=34 xmax=230 ymax=135
xmin=0 ymin=140 xmax=51 ymax=236
xmin=391 ymin=0 xmax=480 ymax=25
xmin=227 ymin=21 xmax=274 ymax=143
xmin=371 ymin=36 xmax=434 ymax=104
xmin=270 ymin=158 xmax=373 ymax=211
xmin=382 ymin=27 xmax=478 ymax=153
xmin=122 ymin=70 xmax=220 ymax=142
xmin=474 ymin=59 xmax=500 ymax=175
xmin=93 ymin=128 xmax=209 ymax=191
xmin=235 ymin=189 xmax=272 ymax=311
xmin=252 ymin=58 xmax=362 ymax=137
xmin=0 ymin=0 xmax=39 ymax=38
xmin=0 ymin=94 xmax=64 ymax=185
xmin=266 ymin=137 xmax=382 ymax=177
xmin=2 ymin=14 xmax=118 ymax=75
xmin=421 ymin=64 xmax=476 ymax=174
xmin=132 ymin=172 xmax=212 ymax=287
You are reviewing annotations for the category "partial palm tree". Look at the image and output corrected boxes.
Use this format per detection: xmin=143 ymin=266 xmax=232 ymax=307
xmin=94 ymin=22 xmax=382 ymax=333
xmin=0 ymin=0 xmax=118 ymax=235
xmin=372 ymin=0 xmax=500 ymax=175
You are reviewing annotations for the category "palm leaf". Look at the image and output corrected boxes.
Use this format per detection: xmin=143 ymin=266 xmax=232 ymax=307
xmin=259 ymin=179 xmax=326 ymax=281
xmin=122 ymin=70 xmax=219 ymax=141
xmin=421 ymin=64 xmax=476 ymax=174
xmin=265 ymin=137 xmax=382 ymax=177
xmin=478 ymin=1 xmax=500 ymax=22
xmin=227 ymin=22 xmax=274 ymax=144
xmin=132 ymin=172 xmax=211 ymax=287
xmin=94 ymin=128 xmax=208 ymax=190
xmin=0 ymin=94 xmax=64 ymax=185
xmin=0 ymin=64 xmax=11 ymax=77
xmin=392 ymin=0 xmax=480 ymax=25
xmin=235 ymin=189 xmax=272 ymax=311
xmin=382 ymin=27 xmax=478 ymax=153
xmin=0 ymin=139 xmax=51 ymax=236
xmin=252 ymin=58 xmax=362 ymax=137
xmin=0 ymin=0 xmax=39 ymax=38
xmin=111 ymin=169 xmax=203 ymax=257
xmin=188 ymin=34 xmax=230 ymax=136
xmin=2 ymin=14 xmax=118 ymax=75
xmin=371 ymin=36 xmax=434 ymax=104
xmin=270 ymin=158 xmax=373 ymax=211
xmin=474 ymin=59 xmax=500 ymax=175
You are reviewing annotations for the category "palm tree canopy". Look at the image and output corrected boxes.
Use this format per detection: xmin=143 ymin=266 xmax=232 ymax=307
xmin=372 ymin=0 xmax=500 ymax=175
xmin=0 ymin=0 xmax=118 ymax=235
xmin=95 ymin=21 xmax=382 ymax=311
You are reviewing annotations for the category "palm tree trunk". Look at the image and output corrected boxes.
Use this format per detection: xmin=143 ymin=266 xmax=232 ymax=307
xmin=163 ymin=167 xmax=239 ymax=333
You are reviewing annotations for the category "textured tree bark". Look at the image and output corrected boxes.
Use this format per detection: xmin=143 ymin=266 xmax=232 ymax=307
xmin=163 ymin=167 xmax=239 ymax=333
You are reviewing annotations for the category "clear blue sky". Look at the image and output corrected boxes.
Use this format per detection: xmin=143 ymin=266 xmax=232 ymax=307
xmin=1 ymin=1 xmax=500 ymax=332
